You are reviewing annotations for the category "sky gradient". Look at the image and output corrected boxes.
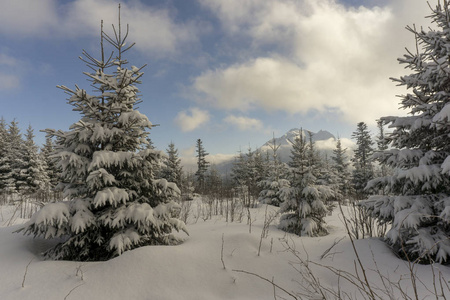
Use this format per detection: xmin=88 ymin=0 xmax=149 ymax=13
xmin=0 ymin=0 xmax=432 ymax=167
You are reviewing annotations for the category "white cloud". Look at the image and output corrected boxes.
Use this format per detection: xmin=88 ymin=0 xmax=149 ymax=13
xmin=175 ymin=108 xmax=210 ymax=132
xmin=0 ymin=0 xmax=57 ymax=36
xmin=224 ymin=115 xmax=263 ymax=131
xmin=0 ymin=54 xmax=19 ymax=67
xmin=0 ymin=53 xmax=22 ymax=90
xmin=64 ymin=0 xmax=199 ymax=57
xmin=195 ymin=0 xmax=431 ymax=126
xmin=0 ymin=0 xmax=198 ymax=57
xmin=316 ymin=137 xmax=355 ymax=151
xmin=0 ymin=73 xmax=19 ymax=90
xmin=180 ymin=145 xmax=234 ymax=171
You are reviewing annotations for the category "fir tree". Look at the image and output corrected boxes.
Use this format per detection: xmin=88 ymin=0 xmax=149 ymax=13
xmin=195 ymin=138 xmax=209 ymax=193
xmin=331 ymin=137 xmax=352 ymax=200
xmin=20 ymin=10 xmax=187 ymax=261
xmin=374 ymin=119 xmax=391 ymax=179
xmin=231 ymin=149 xmax=246 ymax=186
xmin=258 ymin=135 xmax=290 ymax=206
xmin=244 ymin=147 xmax=263 ymax=207
xmin=161 ymin=142 xmax=183 ymax=190
xmin=40 ymin=137 xmax=60 ymax=192
xmin=279 ymin=130 xmax=333 ymax=236
xmin=5 ymin=120 xmax=27 ymax=194
xmin=22 ymin=125 xmax=50 ymax=196
xmin=231 ymin=149 xmax=250 ymax=205
xmin=0 ymin=117 xmax=8 ymax=193
xmin=351 ymin=122 xmax=374 ymax=199
xmin=363 ymin=1 xmax=450 ymax=264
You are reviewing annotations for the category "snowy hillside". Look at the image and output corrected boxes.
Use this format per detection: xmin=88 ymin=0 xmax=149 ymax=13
xmin=1 ymin=202 xmax=448 ymax=300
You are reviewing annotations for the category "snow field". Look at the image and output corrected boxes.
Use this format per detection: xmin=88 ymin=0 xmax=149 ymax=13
xmin=0 ymin=203 xmax=449 ymax=300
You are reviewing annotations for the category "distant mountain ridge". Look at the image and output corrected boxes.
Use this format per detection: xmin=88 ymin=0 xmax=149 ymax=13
xmin=262 ymin=128 xmax=335 ymax=148
xmin=215 ymin=128 xmax=336 ymax=174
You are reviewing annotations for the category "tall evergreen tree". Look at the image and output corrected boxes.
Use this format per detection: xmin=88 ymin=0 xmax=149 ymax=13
xmin=22 ymin=125 xmax=50 ymax=196
xmin=231 ymin=149 xmax=246 ymax=186
xmin=40 ymin=137 xmax=60 ymax=192
xmin=258 ymin=135 xmax=290 ymax=206
xmin=363 ymin=1 xmax=450 ymax=264
xmin=245 ymin=147 xmax=263 ymax=207
xmin=20 ymin=11 xmax=187 ymax=261
xmin=331 ymin=137 xmax=352 ymax=200
xmin=5 ymin=120 xmax=27 ymax=193
xmin=161 ymin=142 xmax=183 ymax=190
xmin=0 ymin=117 xmax=8 ymax=193
xmin=231 ymin=149 xmax=250 ymax=204
xmin=374 ymin=119 xmax=391 ymax=179
xmin=351 ymin=122 xmax=374 ymax=199
xmin=195 ymin=138 xmax=209 ymax=193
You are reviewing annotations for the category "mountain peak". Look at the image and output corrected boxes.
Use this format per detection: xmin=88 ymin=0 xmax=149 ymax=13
xmin=263 ymin=128 xmax=335 ymax=147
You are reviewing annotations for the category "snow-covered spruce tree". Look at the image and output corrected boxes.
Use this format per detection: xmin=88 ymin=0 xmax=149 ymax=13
xmin=4 ymin=120 xmax=27 ymax=194
xmin=374 ymin=119 xmax=392 ymax=179
xmin=363 ymin=1 xmax=450 ymax=264
xmin=279 ymin=130 xmax=333 ymax=236
xmin=22 ymin=125 xmax=51 ymax=197
xmin=231 ymin=149 xmax=250 ymax=204
xmin=331 ymin=137 xmax=352 ymax=201
xmin=258 ymin=136 xmax=290 ymax=207
xmin=251 ymin=149 xmax=267 ymax=202
xmin=161 ymin=142 xmax=183 ymax=189
xmin=40 ymin=137 xmax=61 ymax=194
xmin=0 ymin=117 xmax=8 ymax=193
xmin=19 ymin=14 xmax=187 ymax=261
xmin=351 ymin=122 xmax=375 ymax=199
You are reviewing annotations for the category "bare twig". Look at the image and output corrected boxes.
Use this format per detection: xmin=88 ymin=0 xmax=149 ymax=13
xmin=339 ymin=204 xmax=376 ymax=299
xmin=232 ymin=269 xmax=299 ymax=300
xmin=64 ymin=283 xmax=85 ymax=300
xmin=22 ymin=258 xmax=33 ymax=288
xmin=221 ymin=233 xmax=226 ymax=269
xmin=320 ymin=236 xmax=345 ymax=260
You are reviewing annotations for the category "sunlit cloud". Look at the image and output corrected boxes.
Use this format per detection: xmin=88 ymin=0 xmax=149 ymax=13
xmin=0 ymin=73 xmax=19 ymax=90
xmin=0 ymin=0 xmax=199 ymax=58
xmin=224 ymin=115 xmax=263 ymax=131
xmin=180 ymin=145 xmax=235 ymax=171
xmin=195 ymin=0 xmax=430 ymax=126
xmin=175 ymin=108 xmax=210 ymax=132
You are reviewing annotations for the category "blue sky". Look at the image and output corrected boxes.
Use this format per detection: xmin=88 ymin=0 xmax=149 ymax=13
xmin=0 ymin=0 xmax=432 ymax=166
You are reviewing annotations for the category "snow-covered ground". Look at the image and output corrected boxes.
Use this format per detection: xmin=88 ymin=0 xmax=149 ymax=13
xmin=0 ymin=202 xmax=449 ymax=300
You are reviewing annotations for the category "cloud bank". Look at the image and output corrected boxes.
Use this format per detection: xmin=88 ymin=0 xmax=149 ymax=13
xmin=224 ymin=115 xmax=263 ymax=131
xmin=194 ymin=0 xmax=430 ymax=126
xmin=0 ymin=0 xmax=198 ymax=58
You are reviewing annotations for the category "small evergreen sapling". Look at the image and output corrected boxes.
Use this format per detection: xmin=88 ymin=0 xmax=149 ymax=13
xmin=19 ymin=10 xmax=187 ymax=261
